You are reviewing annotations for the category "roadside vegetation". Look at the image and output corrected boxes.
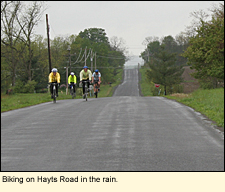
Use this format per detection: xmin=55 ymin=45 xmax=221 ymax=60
xmin=139 ymin=66 xmax=224 ymax=128
xmin=166 ymin=89 xmax=224 ymax=128
xmin=1 ymin=68 xmax=123 ymax=113
xmin=138 ymin=3 xmax=224 ymax=129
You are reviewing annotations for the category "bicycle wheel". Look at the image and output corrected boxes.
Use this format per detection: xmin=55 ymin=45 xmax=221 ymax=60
xmin=71 ymin=87 xmax=74 ymax=99
xmin=95 ymin=84 xmax=98 ymax=98
xmin=74 ymin=85 xmax=76 ymax=98
xmin=53 ymin=86 xmax=56 ymax=103
xmin=85 ymin=83 xmax=88 ymax=101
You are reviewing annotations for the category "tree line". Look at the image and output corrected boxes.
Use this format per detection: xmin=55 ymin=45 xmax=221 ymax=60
xmin=140 ymin=3 xmax=224 ymax=94
xmin=1 ymin=1 xmax=127 ymax=93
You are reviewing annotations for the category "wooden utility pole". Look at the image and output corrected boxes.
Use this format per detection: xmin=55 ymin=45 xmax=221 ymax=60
xmin=94 ymin=52 xmax=96 ymax=70
xmin=46 ymin=14 xmax=52 ymax=73
xmin=66 ymin=66 xmax=68 ymax=95
xmin=90 ymin=49 xmax=93 ymax=71
xmin=84 ymin=47 xmax=86 ymax=66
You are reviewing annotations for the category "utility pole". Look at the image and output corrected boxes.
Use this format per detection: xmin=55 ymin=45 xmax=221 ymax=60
xmin=64 ymin=45 xmax=76 ymax=95
xmin=46 ymin=14 xmax=51 ymax=73
xmin=95 ymin=52 xmax=96 ymax=70
xmin=84 ymin=47 xmax=87 ymax=66
xmin=66 ymin=66 xmax=68 ymax=95
xmin=90 ymin=49 xmax=93 ymax=72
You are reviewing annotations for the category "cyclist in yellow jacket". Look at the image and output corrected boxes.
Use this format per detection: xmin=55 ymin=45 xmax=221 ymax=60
xmin=68 ymin=72 xmax=77 ymax=94
xmin=49 ymin=68 xmax=60 ymax=98
xmin=79 ymin=66 xmax=92 ymax=98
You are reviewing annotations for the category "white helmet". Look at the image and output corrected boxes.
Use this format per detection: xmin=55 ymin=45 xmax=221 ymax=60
xmin=71 ymin=72 xmax=74 ymax=75
xmin=52 ymin=68 xmax=57 ymax=72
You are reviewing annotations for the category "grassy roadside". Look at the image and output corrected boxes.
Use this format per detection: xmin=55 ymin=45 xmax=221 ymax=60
xmin=165 ymin=89 xmax=224 ymax=128
xmin=139 ymin=67 xmax=153 ymax=96
xmin=1 ymin=69 xmax=123 ymax=113
xmin=139 ymin=67 xmax=224 ymax=128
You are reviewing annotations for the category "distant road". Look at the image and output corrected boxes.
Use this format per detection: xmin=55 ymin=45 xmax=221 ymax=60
xmin=1 ymin=68 xmax=224 ymax=171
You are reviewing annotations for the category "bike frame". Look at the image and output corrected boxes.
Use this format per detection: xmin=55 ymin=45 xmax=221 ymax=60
xmin=83 ymin=80 xmax=89 ymax=101
xmin=70 ymin=83 xmax=76 ymax=99
xmin=94 ymin=82 xmax=99 ymax=98
xmin=51 ymin=83 xmax=58 ymax=103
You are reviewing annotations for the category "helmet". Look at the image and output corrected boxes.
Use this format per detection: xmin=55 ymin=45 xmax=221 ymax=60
xmin=95 ymin=69 xmax=99 ymax=72
xmin=71 ymin=72 xmax=74 ymax=76
xmin=52 ymin=68 xmax=57 ymax=72
xmin=83 ymin=66 xmax=88 ymax=69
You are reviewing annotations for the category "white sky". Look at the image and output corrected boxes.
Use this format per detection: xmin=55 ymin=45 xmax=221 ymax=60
xmin=33 ymin=1 xmax=223 ymax=58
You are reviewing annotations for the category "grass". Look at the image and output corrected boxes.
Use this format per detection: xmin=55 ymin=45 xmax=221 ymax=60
xmin=139 ymin=66 xmax=224 ymax=128
xmin=139 ymin=67 xmax=153 ymax=96
xmin=1 ymin=69 xmax=124 ymax=113
xmin=165 ymin=88 xmax=224 ymax=128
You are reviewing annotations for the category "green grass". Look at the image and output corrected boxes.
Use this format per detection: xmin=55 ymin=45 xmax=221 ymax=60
xmin=165 ymin=88 xmax=224 ymax=128
xmin=139 ymin=66 xmax=224 ymax=128
xmin=1 ymin=69 xmax=123 ymax=113
xmin=139 ymin=67 xmax=153 ymax=96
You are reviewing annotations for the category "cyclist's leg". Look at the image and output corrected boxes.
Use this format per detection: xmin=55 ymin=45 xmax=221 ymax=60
xmin=72 ymin=83 xmax=75 ymax=93
xmin=82 ymin=80 xmax=85 ymax=94
xmin=82 ymin=80 xmax=86 ymax=98
xmin=56 ymin=82 xmax=59 ymax=96
xmin=87 ymin=78 xmax=90 ymax=90
xmin=95 ymin=82 xmax=98 ymax=92
xmin=50 ymin=83 xmax=53 ymax=98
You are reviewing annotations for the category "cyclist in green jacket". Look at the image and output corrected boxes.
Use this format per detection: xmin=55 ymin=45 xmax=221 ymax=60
xmin=68 ymin=72 xmax=77 ymax=94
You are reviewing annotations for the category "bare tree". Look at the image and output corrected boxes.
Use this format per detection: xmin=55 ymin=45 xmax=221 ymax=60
xmin=110 ymin=36 xmax=127 ymax=52
xmin=1 ymin=1 xmax=23 ymax=86
xmin=17 ymin=1 xmax=46 ymax=81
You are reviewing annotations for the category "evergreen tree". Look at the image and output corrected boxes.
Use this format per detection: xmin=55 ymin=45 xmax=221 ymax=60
xmin=146 ymin=46 xmax=184 ymax=95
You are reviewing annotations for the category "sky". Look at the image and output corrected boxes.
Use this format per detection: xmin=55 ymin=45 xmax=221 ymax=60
xmin=33 ymin=1 xmax=223 ymax=65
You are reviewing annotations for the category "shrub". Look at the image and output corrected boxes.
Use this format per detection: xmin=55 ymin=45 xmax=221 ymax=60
xmin=14 ymin=80 xmax=37 ymax=93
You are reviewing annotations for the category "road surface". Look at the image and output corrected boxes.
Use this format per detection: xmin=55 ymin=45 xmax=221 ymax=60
xmin=1 ymin=68 xmax=224 ymax=171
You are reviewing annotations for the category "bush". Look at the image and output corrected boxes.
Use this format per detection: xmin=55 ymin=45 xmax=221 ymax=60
xmin=14 ymin=80 xmax=24 ymax=93
xmin=14 ymin=80 xmax=37 ymax=93
xmin=24 ymin=80 xmax=37 ymax=93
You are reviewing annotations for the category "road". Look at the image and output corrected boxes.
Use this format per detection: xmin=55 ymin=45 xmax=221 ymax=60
xmin=1 ymin=68 xmax=224 ymax=171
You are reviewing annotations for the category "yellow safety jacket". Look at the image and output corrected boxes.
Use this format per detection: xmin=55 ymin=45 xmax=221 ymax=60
xmin=68 ymin=75 xmax=77 ymax=84
xmin=49 ymin=72 xmax=60 ymax=83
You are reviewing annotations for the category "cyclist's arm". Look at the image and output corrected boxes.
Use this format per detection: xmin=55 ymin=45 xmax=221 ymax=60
xmin=80 ymin=71 xmax=83 ymax=81
xmin=99 ymin=72 xmax=101 ymax=82
xmin=75 ymin=75 xmax=77 ymax=84
xmin=49 ymin=73 xmax=52 ymax=83
xmin=88 ymin=70 xmax=92 ymax=80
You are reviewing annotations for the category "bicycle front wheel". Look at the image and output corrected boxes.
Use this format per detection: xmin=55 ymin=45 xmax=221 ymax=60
xmin=53 ymin=88 xmax=56 ymax=103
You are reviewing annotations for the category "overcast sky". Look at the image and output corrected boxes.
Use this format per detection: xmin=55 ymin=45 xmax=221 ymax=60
xmin=34 ymin=1 xmax=223 ymax=59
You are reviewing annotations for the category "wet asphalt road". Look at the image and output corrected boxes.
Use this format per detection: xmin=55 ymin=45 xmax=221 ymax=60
xmin=1 ymin=68 xmax=224 ymax=171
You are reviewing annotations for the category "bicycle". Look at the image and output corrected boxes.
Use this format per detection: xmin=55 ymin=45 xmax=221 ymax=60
xmin=49 ymin=82 xmax=58 ymax=103
xmin=93 ymin=82 xmax=99 ymax=98
xmin=70 ymin=83 xmax=76 ymax=99
xmin=82 ymin=80 xmax=90 ymax=101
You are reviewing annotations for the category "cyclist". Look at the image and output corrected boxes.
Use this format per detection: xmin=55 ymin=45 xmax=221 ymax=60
xmin=92 ymin=69 xmax=101 ymax=95
xmin=68 ymin=72 xmax=77 ymax=94
xmin=79 ymin=66 xmax=92 ymax=98
xmin=49 ymin=68 xmax=60 ymax=98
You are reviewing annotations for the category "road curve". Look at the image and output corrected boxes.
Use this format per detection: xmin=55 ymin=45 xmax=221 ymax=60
xmin=1 ymin=68 xmax=224 ymax=171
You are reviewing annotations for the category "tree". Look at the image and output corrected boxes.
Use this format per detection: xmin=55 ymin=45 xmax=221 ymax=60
xmin=146 ymin=46 xmax=184 ymax=95
xmin=17 ymin=1 xmax=46 ymax=81
xmin=1 ymin=1 xmax=23 ymax=86
xmin=182 ymin=3 xmax=224 ymax=83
